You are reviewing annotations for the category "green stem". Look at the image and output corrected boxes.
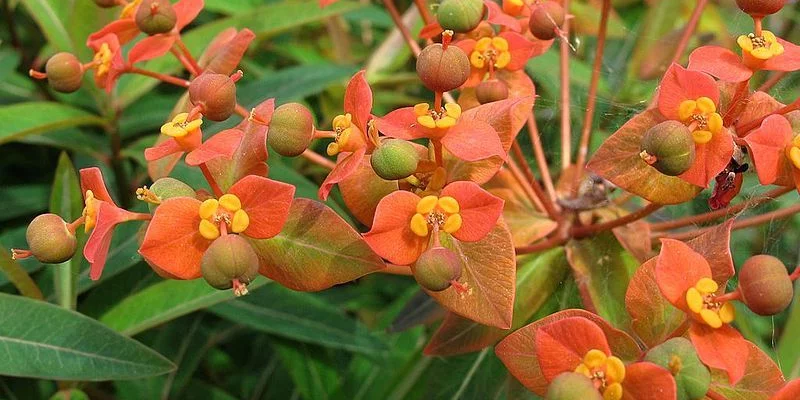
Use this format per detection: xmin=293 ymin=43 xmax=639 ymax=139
xmin=53 ymin=261 xmax=76 ymax=309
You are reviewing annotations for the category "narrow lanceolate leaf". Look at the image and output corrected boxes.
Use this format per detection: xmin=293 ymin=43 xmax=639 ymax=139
xmin=565 ymin=232 xmax=639 ymax=329
xmin=428 ymin=223 xmax=516 ymax=330
xmin=210 ymin=284 xmax=388 ymax=357
xmin=425 ymin=248 xmax=568 ymax=356
xmin=709 ymin=342 xmax=785 ymax=400
xmin=0 ymin=292 xmax=174 ymax=380
xmin=248 ymin=199 xmax=385 ymax=292
xmin=18 ymin=0 xmax=74 ymax=53
xmin=100 ymin=277 xmax=270 ymax=335
xmin=0 ymin=102 xmax=105 ymax=145
xmin=587 ymin=110 xmax=702 ymax=204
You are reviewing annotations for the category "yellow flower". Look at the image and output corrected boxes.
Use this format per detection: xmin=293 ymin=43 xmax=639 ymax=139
xmin=470 ymin=37 xmax=512 ymax=70
xmin=738 ymin=30 xmax=784 ymax=61
xmin=410 ymin=195 xmax=462 ymax=237
xmin=677 ymin=97 xmax=723 ymax=144
xmin=414 ymin=103 xmax=462 ymax=129
xmin=161 ymin=113 xmax=203 ymax=138
xmin=685 ymin=277 xmax=735 ymax=328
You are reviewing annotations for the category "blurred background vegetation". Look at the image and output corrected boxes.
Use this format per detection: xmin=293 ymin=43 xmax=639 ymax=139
xmin=0 ymin=0 xmax=799 ymax=398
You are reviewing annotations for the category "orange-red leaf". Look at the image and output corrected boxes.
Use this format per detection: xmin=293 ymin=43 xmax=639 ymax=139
xmin=625 ymin=259 xmax=685 ymax=348
xmin=690 ymin=324 xmax=750 ymax=385
xmin=139 ymin=197 xmax=208 ymax=280
xmin=362 ymin=190 xmax=427 ymax=266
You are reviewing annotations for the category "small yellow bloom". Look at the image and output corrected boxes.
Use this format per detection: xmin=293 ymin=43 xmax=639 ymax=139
xmin=685 ymin=277 xmax=735 ymax=329
xmin=677 ymin=98 xmax=722 ymax=144
xmin=197 ymin=194 xmax=250 ymax=239
xmin=161 ymin=113 xmax=203 ymax=138
xmin=409 ymin=196 xmax=463 ymax=237
xmin=328 ymin=113 xmax=354 ymax=156
xmin=93 ymin=43 xmax=113 ymax=78
xmin=573 ymin=349 xmax=626 ymax=400
xmin=414 ymin=103 xmax=462 ymax=130
xmin=469 ymin=37 xmax=512 ymax=70
xmin=738 ymin=30 xmax=784 ymax=61
xmin=83 ymin=190 xmax=97 ymax=233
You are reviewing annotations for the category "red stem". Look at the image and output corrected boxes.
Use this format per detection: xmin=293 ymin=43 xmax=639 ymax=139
xmin=175 ymin=37 xmax=202 ymax=76
xmin=653 ymin=202 xmax=800 ymax=242
xmin=737 ymin=96 xmax=800 ymax=135
xmin=559 ymin=0 xmax=572 ymax=171
xmin=302 ymin=149 xmax=336 ymax=170
xmin=527 ymin=116 xmax=557 ymax=201
xmin=128 ymin=67 xmax=190 ymax=87
xmin=413 ymin=0 xmax=434 ymax=26
xmin=199 ymin=163 xmax=224 ymax=197
xmin=571 ymin=203 xmax=662 ymax=239
xmin=383 ymin=0 xmax=421 ymax=56
xmin=757 ymin=71 xmax=787 ymax=92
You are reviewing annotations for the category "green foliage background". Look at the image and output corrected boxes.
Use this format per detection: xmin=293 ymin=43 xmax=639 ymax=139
xmin=0 ymin=0 xmax=798 ymax=399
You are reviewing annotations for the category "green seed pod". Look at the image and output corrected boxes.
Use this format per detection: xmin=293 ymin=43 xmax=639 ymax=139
xmin=739 ymin=255 xmax=793 ymax=316
xmin=413 ymin=246 xmax=462 ymax=292
xmin=135 ymin=0 xmax=177 ymax=35
xmin=201 ymin=235 xmax=259 ymax=291
xmin=416 ymin=43 xmax=471 ymax=93
xmin=45 ymin=52 xmax=84 ymax=93
xmin=644 ymin=338 xmax=710 ymax=400
xmin=735 ymin=0 xmax=786 ymax=17
xmin=26 ymin=214 xmax=77 ymax=264
xmin=146 ymin=177 xmax=195 ymax=212
xmin=189 ymin=73 xmax=237 ymax=121
xmin=92 ymin=0 xmax=118 ymax=8
xmin=370 ymin=139 xmax=420 ymax=180
xmin=529 ymin=1 xmax=566 ymax=41
xmin=49 ymin=389 xmax=90 ymax=400
xmin=640 ymin=121 xmax=696 ymax=176
xmin=545 ymin=372 xmax=603 ymax=400
xmin=268 ymin=103 xmax=316 ymax=157
xmin=436 ymin=0 xmax=485 ymax=34
xmin=475 ymin=79 xmax=509 ymax=104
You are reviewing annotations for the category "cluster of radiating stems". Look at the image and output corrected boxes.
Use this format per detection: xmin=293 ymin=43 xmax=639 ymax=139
xmin=383 ymin=0 xmax=800 ymax=257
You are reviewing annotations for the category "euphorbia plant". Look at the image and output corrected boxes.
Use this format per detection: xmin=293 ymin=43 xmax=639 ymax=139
xmin=2 ymin=0 xmax=800 ymax=398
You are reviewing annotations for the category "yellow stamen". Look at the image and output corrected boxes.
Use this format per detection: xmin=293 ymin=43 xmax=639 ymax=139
xmin=438 ymin=197 xmax=460 ymax=214
xmin=678 ymin=100 xmax=697 ymax=121
xmin=135 ymin=186 xmax=162 ymax=205
xmin=417 ymin=196 xmax=439 ymax=214
xmin=495 ymin=51 xmax=511 ymax=69
xmin=410 ymin=213 xmax=429 ymax=237
xmin=605 ymin=356 xmax=626 ymax=382
xmin=686 ymin=287 xmax=704 ymax=313
xmin=584 ymin=349 xmax=607 ymax=369
xmin=414 ymin=103 xmax=430 ymax=117
xmin=475 ymin=37 xmax=492 ymax=52
xmin=418 ymin=115 xmax=437 ymax=129
xmin=231 ymin=209 xmax=249 ymax=233
xmin=695 ymin=97 xmax=716 ymax=114
xmin=199 ymin=199 xmax=219 ymax=220
xmin=719 ymin=302 xmax=736 ymax=324
xmin=603 ymin=383 xmax=623 ymax=400
xmin=692 ymin=130 xmax=713 ymax=144
xmin=93 ymin=43 xmax=113 ymax=77
xmin=199 ymin=219 xmax=220 ymax=240
xmin=444 ymin=103 xmax=462 ymax=119
xmin=218 ymin=194 xmax=242 ymax=212
xmin=573 ymin=348 xmax=627 ymax=400
xmin=788 ymin=146 xmax=800 ymax=170
xmin=327 ymin=142 xmax=340 ymax=156
xmin=83 ymin=190 xmax=97 ymax=233
xmin=700 ymin=309 xmax=723 ymax=328
xmin=442 ymin=213 xmax=462 ymax=233
xmin=696 ymin=277 xmax=718 ymax=293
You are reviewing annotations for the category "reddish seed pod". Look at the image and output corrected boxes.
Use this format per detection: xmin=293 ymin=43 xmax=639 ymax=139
xmin=640 ymin=121 xmax=695 ymax=176
xmin=189 ymin=73 xmax=237 ymax=121
xmin=268 ymin=103 xmax=316 ymax=157
xmin=739 ymin=255 xmax=793 ymax=316
xmin=416 ymin=43 xmax=471 ymax=93
xmin=201 ymin=235 xmax=259 ymax=291
xmin=25 ymin=214 xmax=77 ymax=264
xmin=545 ymin=373 xmax=603 ymax=400
xmin=475 ymin=79 xmax=509 ymax=104
xmin=45 ymin=52 xmax=84 ymax=93
xmin=735 ymin=0 xmax=786 ymax=17
xmin=413 ymin=246 xmax=462 ymax=292
xmin=529 ymin=1 xmax=565 ymax=41
xmin=135 ymin=0 xmax=177 ymax=35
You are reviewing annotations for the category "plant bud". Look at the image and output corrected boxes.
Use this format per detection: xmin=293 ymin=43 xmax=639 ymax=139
xmin=26 ymin=214 xmax=77 ymax=264
xmin=45 ymin=52 xmax=84 ymax=93
xmin=475 ymin=79 xmax=509 ymax=104
xmin=201 ymin=235 xmax=259 ymax=291
xmin=413 ymin=246 xmax=462 ymax=292
xmin=529 ymin=1 xmax=565 ymax=41
xmin=135 ymin=0 xmax=177 ymax=35
xmin=739 ymin=255 xmax=793 ymax=316
xmin=92 ymin=0 xmax=118 ymax=7
xmin=644 ymin=338 xmax=710 ymax=400
xmin=640 ymin=121 xmax=695 ymax=176
xmin=268 ymin=103 xmax=316 ymax=157
xmin=416 ymin=43 xmax=470 ymax=93
xmin=145 ymin=177 xmax=195 ymax=212
xmin=545 ymin=372 xmax=603 ymax=400
xmin=189 ymin=73 xmax=237 ymax=121
xmin=50 ymin=389 xmax=90 ymax=400
xmin=436 ymin=0 xmax=485 ymax=34
xmin=370 ymin=139 xmax=420 ymax=180
xmin=735 ymin=0 xmax=785 ymax=17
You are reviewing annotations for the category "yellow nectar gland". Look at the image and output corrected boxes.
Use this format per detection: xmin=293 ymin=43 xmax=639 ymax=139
xmin=685 ymin=277 xmax=735 ymax=329
xmin=197 ymin=194 xmax=250 ymax=240
xmin=738 ymin=30 xmax=784 ymax=61
xmin=82 ymin=190 xmax=97 ymax=233
xmin=414 ymin=103 xmax=462 ymax=130
xmin=677 ymin=97 xmax=722 ymax=145
xmin=409 ymin=195 xmax=462 ymax=237
xmin=327 ymin=113 xmax=354 ymax=156
xmin=93 ymin=43 xmax=113 ymax=78
xmin=120 ymin=0 xmax=143 ymax=19
xmin=470 ymin=37 xmax=512 ymax=70
xmin=574 ymin=349 xmax=626 ymax=400
xmin=785 ymin=135 xmax=800 ymax=170
xmin=161 ymin=113 xmax=203 ymax=138
xmin=503 ymin=0 xmax=526 ymax=16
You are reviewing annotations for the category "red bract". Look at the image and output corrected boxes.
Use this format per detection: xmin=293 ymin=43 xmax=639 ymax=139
xmin=80 ymin=168 xmax=150 ymax=280
xmin=688 ymin=31 xmax=800 ymax=82
xmin=742 ymin=114 xmax=800 ymax=189
xmin=496 ymin=311 xmax=677 ymax=399
xmin=139 ymin=175 xmax=294 ymax=279
xmin=363 ymin=181 xmax=503 ymax=266
xmin=88 ymin=0 xmax=204 ymax=47
xmin=656 ymin=63 xmax=734 ymax=187
xmin=655 ymin=239 xmax=750 ymax=384
xmin=455 ymin=31 xmax=537 ymax=87
xmin=318 ymin=70 xmax=374 ymax=200
xmin=772 ymin=379 xmax=800 ymax=400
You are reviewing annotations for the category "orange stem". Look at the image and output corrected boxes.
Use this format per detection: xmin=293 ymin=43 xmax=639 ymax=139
xmin=559 ymin=0 xmax=572 ymax=171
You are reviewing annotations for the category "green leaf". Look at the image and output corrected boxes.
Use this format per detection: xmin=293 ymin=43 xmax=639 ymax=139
xmin=272 ymin=340 xmax=340 ymax=400
xmin=99 ymin=277 xmax=270 ymax=336
xmin=0 ymin=102 xmax=105 ymax=145
xmin=117 ymin=0 xmax=366 ymax=106
xmin=0 ymin=184 xmax=49 ymax=221
xmin=778 ymin=285 xmax=800 ymax=378
xmin=247 ymin=198 xmax=385 ymax=292
xmin=18 ymin=0 xmax=74 ymax=53
xmin=565 ymin=232 xmax=639 ymax=329
xmin=49 ymin=153 xmax=83 ymax=310
xmin=0 ymin=292 xmax=174 ymax=380
xmin=424 ymin=248 xmax=569 ymax=356
xmin=210 ymin=284 xmax=388 ymax=357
